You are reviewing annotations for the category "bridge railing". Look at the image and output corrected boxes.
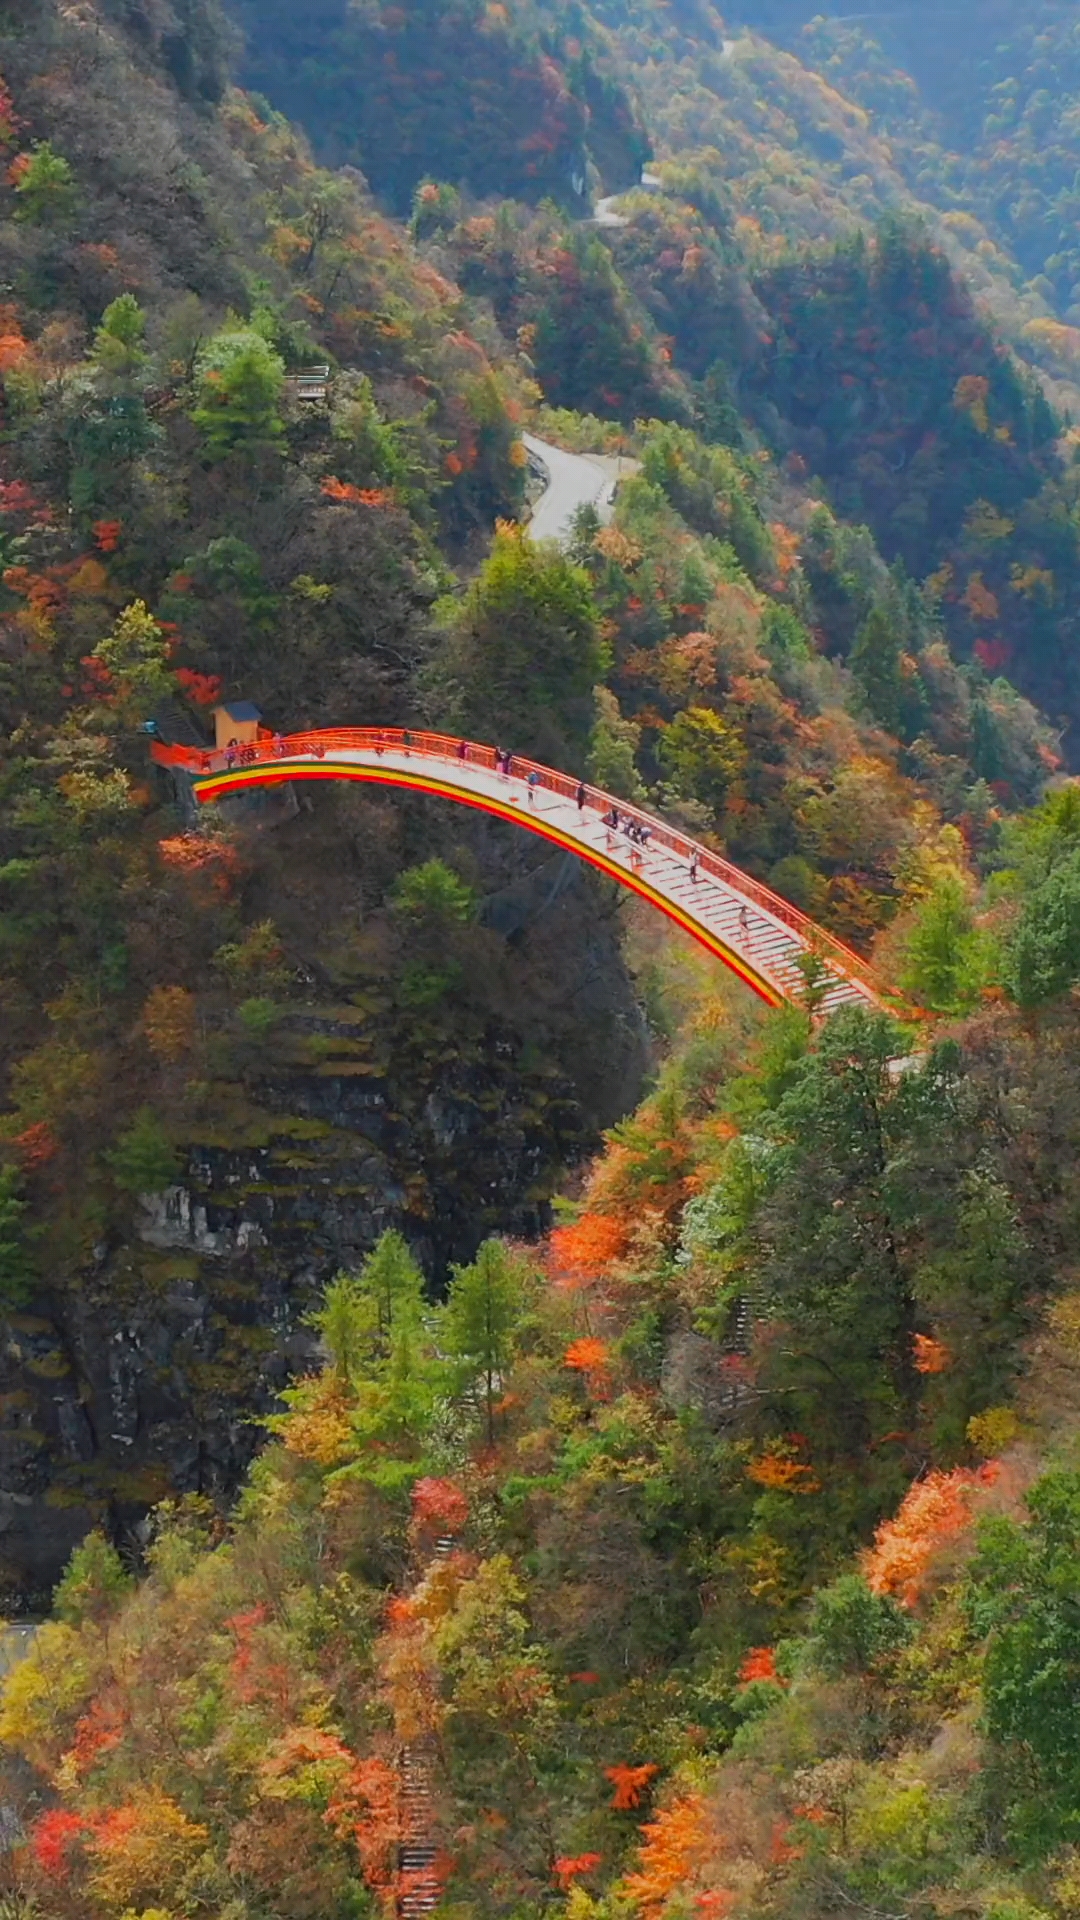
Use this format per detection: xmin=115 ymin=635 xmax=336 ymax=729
xmin=151 ymin=727 xmax=887 ymax=1003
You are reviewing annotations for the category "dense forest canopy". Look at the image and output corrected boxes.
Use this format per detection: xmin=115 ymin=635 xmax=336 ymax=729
xmin=7 ymin=1 xmax=1080 ymax=1919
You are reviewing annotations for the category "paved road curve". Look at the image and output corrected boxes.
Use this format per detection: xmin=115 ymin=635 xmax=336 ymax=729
xmin=522 ymin=432 xmax=619 ymax=544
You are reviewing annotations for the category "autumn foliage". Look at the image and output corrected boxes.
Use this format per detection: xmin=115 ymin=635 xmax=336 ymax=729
xmin=622 ymin=1791 xmax=712 ymax=1919
xmin=563 ymin=1336 xmax=613 ymax=1396
xmin=411 ymin=1475 xmax=470 ymax=1534
xmin=606 ymin=1762 xmax=661 ymax=1810
xmin=157 ymin=832 xmax=243 ymax=897
xmin=175 ymin=666 xmax=223 ymax=705
xmin=863 ymin=1463 xmax=1001 ymax=1607
xmin=327 ymin=1754 xmax=403 ymax=1898
xmin=912 ymin=1333 xmax=952 ymax=1374
xmin=549 ymin=1211 xmax=629 ymax=1282
xmin=746 ymin=1441 xmax=819 ymax=1494
xmin=737 ymin=1646 xmax=782 ymax=1686
xmin=321 ymin=475 xmax=395 ymax=506
xmin=554 ymin=1852 xmax=603 ymax=1885
xmin=31 ymin=1808 xmax=92 ymax=1881
xmin=142 ymin=985 xmax=197 ymax=1064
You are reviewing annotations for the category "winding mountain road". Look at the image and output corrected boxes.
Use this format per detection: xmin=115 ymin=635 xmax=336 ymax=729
xmin=522 ymin=432 xmax=631 ymax=545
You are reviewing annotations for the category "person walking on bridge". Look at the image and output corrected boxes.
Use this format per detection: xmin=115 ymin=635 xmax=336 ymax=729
xmin=576 ymin=781 xmax=586 ymax=812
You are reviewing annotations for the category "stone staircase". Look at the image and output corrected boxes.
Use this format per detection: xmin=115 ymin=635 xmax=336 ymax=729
xmin=398 ymin=1535 xmax=455 ymax=1918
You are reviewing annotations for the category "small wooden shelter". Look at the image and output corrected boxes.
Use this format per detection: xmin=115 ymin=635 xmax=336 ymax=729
xmin=214 ymin=700 xmax=263 ymax=751
xmin=285 ymin=365 xmax=331 ymax=403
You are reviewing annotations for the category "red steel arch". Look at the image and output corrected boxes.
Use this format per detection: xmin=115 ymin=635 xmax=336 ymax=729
xmin=151 ymin=727 xmax=887 ymax=1014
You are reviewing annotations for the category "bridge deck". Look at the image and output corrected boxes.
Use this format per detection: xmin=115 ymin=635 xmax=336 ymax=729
xmin=151 ymin=728 xmax=886 ymax=1014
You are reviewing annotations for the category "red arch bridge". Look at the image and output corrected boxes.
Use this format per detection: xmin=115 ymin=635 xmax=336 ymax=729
xmin=150 ymin=727 xmax=888 ymax=1014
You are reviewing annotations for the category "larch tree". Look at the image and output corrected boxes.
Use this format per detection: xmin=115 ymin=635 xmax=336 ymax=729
xmin=442 ymin=1238 xmax=526 ymax=1444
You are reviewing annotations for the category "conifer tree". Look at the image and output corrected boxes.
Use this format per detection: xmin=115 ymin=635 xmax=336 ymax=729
xmin=850 ymin=604 xmax=904 ymax=735
xmin=442 ymin=1238 xmax=525 ymax=1444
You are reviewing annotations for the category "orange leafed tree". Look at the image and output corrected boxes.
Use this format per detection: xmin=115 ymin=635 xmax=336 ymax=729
xmin=549 ymin=1212 xmax=628 ymax=1282
xmin=327 ymin=1754 xmax=402 ymax=1900
xmin=564 ymin=1336 xmax=610 ymax=1374
xmin=65 ymin=1695 xmax=126 ymax=1779
xmin=606 ymin=1762 xmax=660 ymax=1810
xmin=863 ymin=1462 xmax=1000 ymax=1607
xmin=747 ymin=1442 xmax=819 ymax=1494
xmin=737 ymin=1646 xmax=782 ymax=1686
xmin=11 ymin=1120 xmax=57 ymax=1169
xmin=622 ymin=1790 xmax=712 ymax=1919
xmin=564 ymin=1336 xmax=612 ymax=1397
xmin=0 ymin=326 xmax=28 ymax=375
xmin=158 ymin=832 xmax=243 ymax=898
xmin=912 ymin=1333 xmax=951 ymax=1374
xmin=321 ymin=475 xmax=394 ymax=506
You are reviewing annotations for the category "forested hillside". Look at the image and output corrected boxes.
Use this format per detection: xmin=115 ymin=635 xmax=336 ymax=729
xmin=225 ymin=0 xmax=649 ymax=213
xmin=7 ymin=0 xmax=1080 ymax=1916
xmin=0 ymin=0 xmax=647 ymax=1602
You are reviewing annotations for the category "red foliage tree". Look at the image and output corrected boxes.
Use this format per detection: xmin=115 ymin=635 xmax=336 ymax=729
xmin=737 ymin=1646 xmax=782 ymax=1686
xmin=327 ymin=1754 xmax=402 ymax=1899
xmin=606 ymin=1762 xmax=660 ymax=1810
xmin=175 ymin=667 xmax=223 ymax=706
xmin=411 ymin=1476 xmax=469 ymax=1535
xmin=554 ymin=1853 xmax=603 ymax=1886
xmin=30 ymin=1808 xmax=93 ymax=1881
xmin=11 ymin=1120 xmax=58 ymax=1168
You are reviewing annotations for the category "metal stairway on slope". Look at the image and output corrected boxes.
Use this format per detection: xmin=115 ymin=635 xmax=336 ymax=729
xmin=398 ymin=1535 xmax=456 ymax=1919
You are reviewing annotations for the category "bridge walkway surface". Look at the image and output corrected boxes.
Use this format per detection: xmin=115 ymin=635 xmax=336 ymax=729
xmin=151 ymin=728 xmax=887 ymax=1014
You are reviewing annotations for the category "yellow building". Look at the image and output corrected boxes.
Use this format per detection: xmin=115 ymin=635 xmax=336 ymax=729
xmin=213 ymin=701 xmax=262 ymax=751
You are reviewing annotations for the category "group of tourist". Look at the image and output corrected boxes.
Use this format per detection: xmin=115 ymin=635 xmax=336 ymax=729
xmin=201 ymin=732 xmax=747 ymax=918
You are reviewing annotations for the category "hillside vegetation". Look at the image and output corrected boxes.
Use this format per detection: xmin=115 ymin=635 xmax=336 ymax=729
xmin=9 ymin=977 xmax=1080 ymax=1920
xmin=6 ymin=1 xmax=1080 ymax=1917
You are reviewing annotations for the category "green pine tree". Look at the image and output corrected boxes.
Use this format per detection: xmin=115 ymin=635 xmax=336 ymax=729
xmin=442 ymin=1238 xmax=526 ymax=1444
xmin=107 ymin=1107 xmax=179 ymax=1194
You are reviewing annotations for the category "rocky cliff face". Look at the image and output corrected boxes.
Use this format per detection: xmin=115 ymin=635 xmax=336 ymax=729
xmin=1 ymin=849 xmax=647 ymax=1610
